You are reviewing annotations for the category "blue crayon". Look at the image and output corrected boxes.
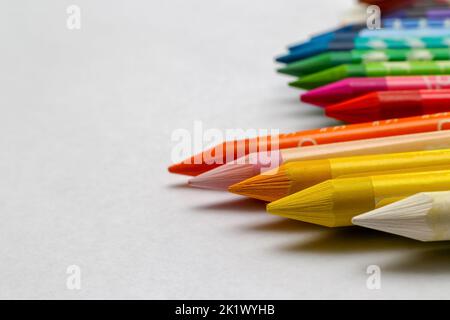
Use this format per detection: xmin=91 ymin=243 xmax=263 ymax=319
xmin=355 ymin=28 xmax=450 ymax=38
xmin=383 ymin=18 xmax=450 ymax=29
xmin=306 ymin=24 xmax=363 ymax=43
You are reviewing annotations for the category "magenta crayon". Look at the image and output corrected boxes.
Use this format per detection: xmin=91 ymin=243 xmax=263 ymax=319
xmin=301 ymin=75 xmax=450 ymax=107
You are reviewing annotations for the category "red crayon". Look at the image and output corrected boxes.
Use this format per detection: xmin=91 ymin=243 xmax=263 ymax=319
xmin=301 ymin=76 xmax=450 ymax=107
xmin=326 ymin=89 xmax=450 ymax=123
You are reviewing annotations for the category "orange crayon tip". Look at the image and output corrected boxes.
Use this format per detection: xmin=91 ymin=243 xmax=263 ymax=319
xmin=168 ymin=162 xmax=221 ymax=176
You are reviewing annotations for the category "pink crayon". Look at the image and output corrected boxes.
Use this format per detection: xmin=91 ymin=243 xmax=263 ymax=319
xmin=301 ymin=76 xmax=450 ymax=107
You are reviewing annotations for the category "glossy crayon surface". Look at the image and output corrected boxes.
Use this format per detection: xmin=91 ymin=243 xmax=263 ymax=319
xmin=325 ymin=89 xmax=450 ymax=122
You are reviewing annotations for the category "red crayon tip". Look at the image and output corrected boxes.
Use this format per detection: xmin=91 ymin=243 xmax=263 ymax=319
xmin=325 ymin=93 xmax=383 ymax=123
xmin=325 ymin=89 xmax=450 ymax=123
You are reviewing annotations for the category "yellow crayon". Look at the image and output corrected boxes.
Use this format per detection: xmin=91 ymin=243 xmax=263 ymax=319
xmin=267 ymin=170 xmax=450 ymax=227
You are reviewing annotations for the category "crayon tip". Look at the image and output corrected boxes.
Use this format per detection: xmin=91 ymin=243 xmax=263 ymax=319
xmin=276 ymin=41 xmax=329 ymax=64
xmin=267 ymin=180 xmax=336 ymax=227
xmin=301 ymin=77 xmax=389 ymax=107
xmin=168 ymin=163 xmax=185 ymax=174
xmin=168 ymin=162 xmax=219 ymax=176
xmin=279 ymin=53 xmax=333 ymax=77
xmin=277 ymin=67 xmax=300 ymax=76
xmin=292 ymin=64 xmax=366 ymax=89
xmin=188 ymin=156 xmax=261 ymax=190
xmin=351 ymin=193 xmax=438 ymax=241
xmin=228 ymin=167 xmax=290 ymax=202
xmin=189 ymin=151 xmax=283 ymax=190
xmin=289 ymin=78 xmax=317 ymax=90
xmin=325 ymin=92 xmax=381 ymax=123
xmin=301 ymin=79 xmax=352 ymax=107
xmin=187 ymin=165 xmax=238 ymax=190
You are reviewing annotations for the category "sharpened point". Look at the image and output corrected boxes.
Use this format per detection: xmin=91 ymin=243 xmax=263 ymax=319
xmin=228 ymin=167 xmax=290 ymax=202
xmin=168 ymin=162 xmax=220 ymax=176
xmin=188 ymin=156 xmax=263 ymax=190
xmin=266 ymin=180 xmax=337 ymax=227
xmin=325 ymin=92 xmax=382 ymax=123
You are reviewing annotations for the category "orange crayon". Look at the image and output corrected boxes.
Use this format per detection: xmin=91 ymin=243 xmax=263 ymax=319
xmin=168 ymin=113 xmax=450 ymax=176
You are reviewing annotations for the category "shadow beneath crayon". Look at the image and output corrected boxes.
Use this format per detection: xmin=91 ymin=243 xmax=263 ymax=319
xmin=243 ymin=218 xmax=325 ymax=233
xmin=271 ymin=95 xmax=303 ymax=107
xmin=166 ymin=183 xmax=225 ymax=192
xmin=383 ymin=245 xmax=450 ymax=274
xmin=282 ymin=107 xmax=328 ymax=119
xmin=192 ymin=198 xmax=266 ymax=213
xmin=166 ymin=182 xmax=191 ymax=190
xmin=280 ymin=226 xmax=449 ymax=254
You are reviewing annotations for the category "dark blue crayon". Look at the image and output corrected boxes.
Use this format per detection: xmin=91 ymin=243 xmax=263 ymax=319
xmin=289 ymin=24 xmax=364 ymax=52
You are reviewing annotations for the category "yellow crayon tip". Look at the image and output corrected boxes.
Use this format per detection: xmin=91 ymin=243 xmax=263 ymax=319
xmin=266 ymin=180 xmax=337 ymax=227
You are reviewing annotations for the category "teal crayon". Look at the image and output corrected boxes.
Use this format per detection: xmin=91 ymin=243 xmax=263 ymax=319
xmin=290 ymin=61 xmax=450 ymax=89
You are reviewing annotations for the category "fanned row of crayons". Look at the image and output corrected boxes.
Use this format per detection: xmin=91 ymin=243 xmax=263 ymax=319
xmin=169 ymin=0 xmax=450 ymax=242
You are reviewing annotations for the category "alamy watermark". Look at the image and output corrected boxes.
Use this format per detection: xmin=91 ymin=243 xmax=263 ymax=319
xmin=366 ymin=265 xmax=381 ymax=290
xmin=171 ymin=121 xmax=282 ymax=173
xmin=66 ymin=265 xmax=81 ymax=290
xmin=366 ymin=5 xmax=381 ymax=30
xmin=67 ymin=5 xmax=81 ymax=30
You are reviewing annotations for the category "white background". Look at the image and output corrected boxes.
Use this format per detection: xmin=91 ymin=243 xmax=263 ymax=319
xmin=0 ymin=0 xmax=449 ymax=299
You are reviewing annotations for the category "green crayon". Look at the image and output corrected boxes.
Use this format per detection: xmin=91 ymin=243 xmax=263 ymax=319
xmin=278 ymin=48 xmax=450 ymax=77
xmin=289 ymin=61 xmax=450 ymax=89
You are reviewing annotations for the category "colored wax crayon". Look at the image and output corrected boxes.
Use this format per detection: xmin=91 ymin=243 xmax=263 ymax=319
xmin=277 ymin=36 xmax=450 ymax=63
xmin=189 ymin=130 xmax=450 ymax=191
xmin=266 ymin=169 xmax=450 ymax=227
xmin=288 ymin=18 xmax=450 ymax=53
xmin=289 ymin=28 xmax=450 ymax=53
xmin=325 ymin=89 xmax=450 ymax=122
xmin=169 ymin=113 xmax=450 ymax=176
xmin=279 ymin=48 xmax=450 ymax=76
xmin=290 ymin=61 xmax=450 ymax=89
xmin=383 ymin=17 xmax=450 ymax=29
xmin=229 ymin=148 xmax=450 ymax=202
xmin=301 ymin=75 xmax=450 ymax=107
xmin=386 ymin=8 xmax=450 ymax=19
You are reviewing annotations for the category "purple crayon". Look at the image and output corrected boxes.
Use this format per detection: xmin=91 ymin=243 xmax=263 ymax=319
xmin=428 ymin=9 xmax=450 ymax=19
xmin=300 ymin=75 xmax=450 ymax=107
